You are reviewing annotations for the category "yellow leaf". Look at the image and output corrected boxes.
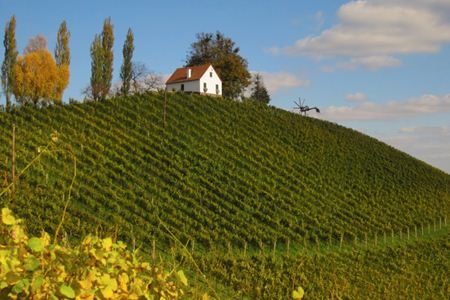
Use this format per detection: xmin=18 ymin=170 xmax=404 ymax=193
xmin=118 ymin=273 xmax=129 ymax=291
xmin=99 ymin=274 xmax=112 ymax=286
xmin=177 ymin=270 xmax=188 ymax=286
xmin=101 ymin=285 xmax=114 ymax=299
xmin=292 ymin=286 xmax=305 ymax=299
xmin=2 ymin=208 xmax=19 ymax=225
xmin=102 ymin=238 xmax=112 ymax=251
xmin=11 ymin=225 xmax=27 ymax=243
xmin=78 ymin=279 xmax=92 ymax=290
xmin=202 ymin=293 xmax=210 ymax=300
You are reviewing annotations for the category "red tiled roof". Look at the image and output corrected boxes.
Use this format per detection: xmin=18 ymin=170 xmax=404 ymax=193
xmin=165 ymin=64 xmax=212 ymax=84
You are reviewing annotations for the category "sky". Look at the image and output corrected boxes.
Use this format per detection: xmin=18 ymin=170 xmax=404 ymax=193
xmin=1 ymin=0 xmax=449 ymax=173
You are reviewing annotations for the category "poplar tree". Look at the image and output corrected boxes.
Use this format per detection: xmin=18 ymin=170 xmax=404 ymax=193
xmin=120 ymin=28 xmax=134 ymax=96
xmin=90 ymin=34 xmax=103 ymax=101
xmin=100 ymin=17 xmax=114 ymax=100
xmin=1 ymin=16 xmax=18 ymax=111
xmin=55 ymin=20 xmax=71 ymax=66
xmin=89 ymin=18 xmax=114 ymax=101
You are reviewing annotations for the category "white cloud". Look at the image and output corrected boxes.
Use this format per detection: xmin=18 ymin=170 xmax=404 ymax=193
xmin=319 ymin=93 xmax=450 ymax=121
xmin=345 ymin=92 xmax=368 ymax=103
xmin=252 ymin=71 xmax=310 ymax=94
xmin=332 ymin=56 xmax=401 ymax=71
xmin=274 ymin=0 xmax=450 ymax=69
xmin=382 ymin=125 xmax=450 ymax=173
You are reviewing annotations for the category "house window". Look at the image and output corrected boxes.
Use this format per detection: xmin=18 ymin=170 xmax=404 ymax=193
xmin=210 ymin=72 xmax=213 ymax=77
xmin=181 ymin=84 xmax=184 ymax=91
xmin=203 ymin=82 xmax=207 ymax=92
xmin=216 ymin=84 xmax=219 ymax=94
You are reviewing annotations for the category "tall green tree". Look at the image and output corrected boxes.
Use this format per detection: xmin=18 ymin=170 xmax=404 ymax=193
xmin=89 ymin=18 xmax=114 ymax=101
xmin=90 ymin=34 xmax=103 ymax=101
xmin=250 ymin=73 xmax=270 ymax=104
xmin=1 ymin=16 xmax=18 ymax=111
xmin=186 ymin=32 xmax=251 ymax=99
xmin=120 ymin=28 xmax=134 ymax=96
xmin=100 ymin=17 xmax=114 ymax=100
xmin=55 ymin=20 xmax=71 ymax=67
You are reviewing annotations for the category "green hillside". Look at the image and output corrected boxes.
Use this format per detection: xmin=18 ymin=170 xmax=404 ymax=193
xmin=1 ymin=93 xmax=450 ymax=298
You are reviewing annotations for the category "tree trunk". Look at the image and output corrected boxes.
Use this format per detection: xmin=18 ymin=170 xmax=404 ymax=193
xmin=5 ymin=93 xmax=11 ymax=112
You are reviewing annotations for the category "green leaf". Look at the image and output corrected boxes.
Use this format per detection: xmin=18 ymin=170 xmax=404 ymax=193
xmin=28 ymin=237 xmax=44 ymax=253
xmin=24 ymin=256 xmax=40 ymax=271
xmin=32 ymin=275 xmax=44 ymax=292
xmin=59 ymin=284 xmax=75 ymax=299
xmin=11 ymin=278 xmax=30 ymax=295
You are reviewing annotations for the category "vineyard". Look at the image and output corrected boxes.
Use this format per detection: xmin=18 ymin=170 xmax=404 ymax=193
xmin=0 ymin=92 xmax=450 ymax=298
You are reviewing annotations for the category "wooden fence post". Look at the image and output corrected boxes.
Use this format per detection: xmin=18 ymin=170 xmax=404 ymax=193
xmin=164 ymin=91 xmax=167 ymax=127
xmin=286 ymin=239 xmax=290 ymax=256
xmin=407 ymin=227 xmax=410 ymax=240
xmin=152 ymin=239 xmax=156 ymax=261
xmin=244 ymin=241 xmax=247 ymax=257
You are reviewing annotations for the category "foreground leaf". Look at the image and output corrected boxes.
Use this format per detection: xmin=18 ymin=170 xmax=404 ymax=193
xmin=59 ymin=284 xmax=75 ymax=299
xmin=28 ymin=237 xmax=44 ymax=253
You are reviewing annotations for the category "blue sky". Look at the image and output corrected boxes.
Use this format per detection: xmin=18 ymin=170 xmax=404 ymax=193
xmin=1 ymin=0 xmax=449 ymax=173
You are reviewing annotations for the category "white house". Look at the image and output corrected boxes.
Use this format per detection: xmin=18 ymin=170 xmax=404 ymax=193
xmin=165 ymin=64 xmax=222 ymax=96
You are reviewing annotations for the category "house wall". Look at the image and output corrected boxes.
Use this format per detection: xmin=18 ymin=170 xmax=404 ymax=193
xmin=199 ymin=65 xmax=222 ymax=96
xmin=166 ymin=80 xmax=200 ymax=93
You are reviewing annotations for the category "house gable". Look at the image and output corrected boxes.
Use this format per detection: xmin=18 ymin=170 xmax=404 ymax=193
xmin=199 ymin=65 xmax=222 ymax=95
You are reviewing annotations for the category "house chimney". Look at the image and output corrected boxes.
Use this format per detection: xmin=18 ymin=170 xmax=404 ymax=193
xmin=186 ymin=68 xmax=192 ymax=79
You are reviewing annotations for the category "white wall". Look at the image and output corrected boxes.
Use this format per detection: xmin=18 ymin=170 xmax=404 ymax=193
xmin=199 ymin=65 xmax=222 ymax=96
xmin=166 ymin=80 xmax=200 ymax=93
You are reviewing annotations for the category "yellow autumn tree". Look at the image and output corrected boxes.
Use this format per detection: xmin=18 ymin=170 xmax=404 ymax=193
xmin=13 ymin=48 xmax=69 ymax=105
